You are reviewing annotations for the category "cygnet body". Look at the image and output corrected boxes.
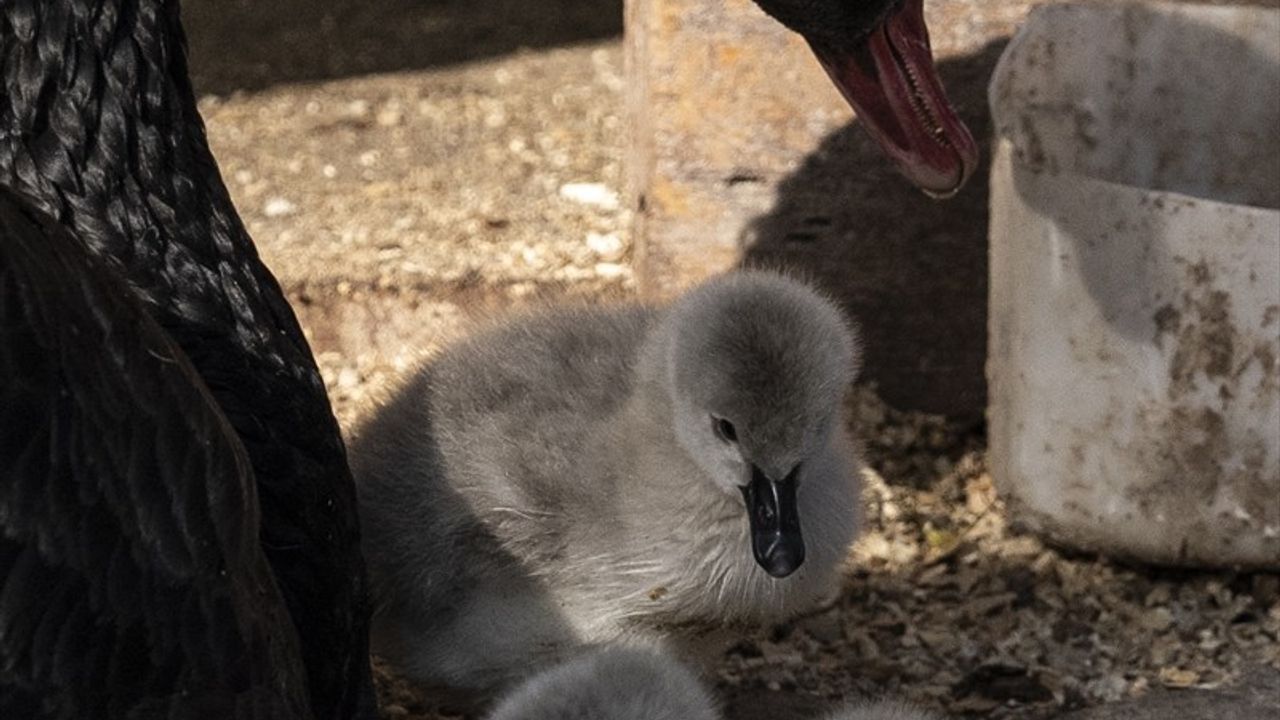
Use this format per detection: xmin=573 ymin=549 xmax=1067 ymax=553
xmin=484 ymin=645 xmax=717 ymax=720
xmin=484 ymin=645 xmax=940 ymax=720
xmin=352 ymin=271 xmax=861 ymax=692
xmin=825 ymin=701 xmax=943 ymax=720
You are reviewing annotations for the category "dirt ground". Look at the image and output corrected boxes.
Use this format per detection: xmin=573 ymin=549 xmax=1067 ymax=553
xmin=184 ymin=1 xmax=1279 ymax=718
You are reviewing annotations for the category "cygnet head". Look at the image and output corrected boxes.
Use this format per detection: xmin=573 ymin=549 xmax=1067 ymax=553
xmin=659 ymin=271 xmax=859 ymax=580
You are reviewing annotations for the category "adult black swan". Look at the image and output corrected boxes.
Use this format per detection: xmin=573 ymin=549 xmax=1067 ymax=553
xmin=0 ymin=0 xmax=969 ymax=717
xmin=0 ymin=1 xmax=374 ymax=718
xmin=0 ymin=188 xmax=316 ymax=718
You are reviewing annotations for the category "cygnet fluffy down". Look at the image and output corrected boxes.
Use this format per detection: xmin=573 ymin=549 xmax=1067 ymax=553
xmin=352 ymin=271 xmax=862 ymax=692
xmin=484 ymin=645 xmax=717 ymax=720
xmin=824 ymin=700 xmax=943 ymax=720
xmin=484 ymin=645 xmax=940 ymax=720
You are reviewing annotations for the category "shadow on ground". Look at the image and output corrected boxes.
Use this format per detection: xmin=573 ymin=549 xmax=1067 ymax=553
xmin=739 ymin=40 xmax=1008 ymax=421
xmin=183 ymin=0 xmax=622 ymax=96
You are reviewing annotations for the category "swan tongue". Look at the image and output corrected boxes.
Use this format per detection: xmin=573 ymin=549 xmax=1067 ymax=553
xmin=808 ymin=0 xmax=978 ymax=198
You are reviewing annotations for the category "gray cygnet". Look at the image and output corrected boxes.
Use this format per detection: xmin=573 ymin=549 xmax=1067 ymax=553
xmin=352 ymin=271 xmax=862 ymax=693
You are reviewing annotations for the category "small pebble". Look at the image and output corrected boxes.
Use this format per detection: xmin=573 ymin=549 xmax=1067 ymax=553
xmin=559 ymin=182 xmax=619 ymax=210
xmin=337 ymin=367 xmax=360 ymax=389
xmin=1140 ymin=607 xmax=1174 ymax=632
xmin=593 ymin=262 xmax=627 ymax=279
xmin=585 ymin=231 xmax=625 ymax=260
xmin=263 ymin=197 xmax=297 ymax=218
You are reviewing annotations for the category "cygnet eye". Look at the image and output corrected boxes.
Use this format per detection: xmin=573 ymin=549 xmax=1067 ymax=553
xmin=712 ymin=416 xmax=738 ymax=444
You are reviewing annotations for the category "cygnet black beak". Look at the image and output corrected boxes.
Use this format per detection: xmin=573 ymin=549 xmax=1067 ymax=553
xmin=740 ymin=464 xmax=805 ymax=579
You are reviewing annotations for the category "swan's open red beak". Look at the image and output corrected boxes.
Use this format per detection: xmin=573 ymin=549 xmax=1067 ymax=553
xmin=807 ymin=0 xmax=978 ymax=197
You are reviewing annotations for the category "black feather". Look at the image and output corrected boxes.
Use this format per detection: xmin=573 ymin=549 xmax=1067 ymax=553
xmin=1 ymin=2 xmax=374 ymax=718
xmin=0 ymin=189 xmax=309 ymax=719
xmin=749 ymin=0 xmax=902 ymax=47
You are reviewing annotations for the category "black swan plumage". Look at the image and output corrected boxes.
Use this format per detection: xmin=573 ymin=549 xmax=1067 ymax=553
xmin=0 ymin=0 xmax=966 ymax=717
xmin=0 ymin=188 xmax=312 ymax=718
xmin=0 ymin=1 xmax=373 ymax=718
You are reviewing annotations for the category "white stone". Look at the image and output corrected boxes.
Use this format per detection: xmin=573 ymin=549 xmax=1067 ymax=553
xmin=558 ymin=182 xmax=619 ymax=210
xmin=585 ymin=231 xmax=625 ymax=260
xmin=263 ymin=197 xmax=297 ymax=218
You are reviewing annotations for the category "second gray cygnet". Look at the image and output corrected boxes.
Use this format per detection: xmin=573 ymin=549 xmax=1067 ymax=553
xmin=485 ymin=644 xmax=943 ymax=720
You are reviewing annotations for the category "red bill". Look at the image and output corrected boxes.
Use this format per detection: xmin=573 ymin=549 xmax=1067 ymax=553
xmin=808 ymin=0 xmax=979 ymax=197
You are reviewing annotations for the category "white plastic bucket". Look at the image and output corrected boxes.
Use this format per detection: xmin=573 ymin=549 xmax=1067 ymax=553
xmin=988 ymin=1 xmax=1280 ymax=568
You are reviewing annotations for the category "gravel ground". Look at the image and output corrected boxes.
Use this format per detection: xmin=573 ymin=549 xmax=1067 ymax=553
xmin=199 ymin=44 xmax=633 ymax=299
xmin=186 ymin=1 xmax=1280 ymax=718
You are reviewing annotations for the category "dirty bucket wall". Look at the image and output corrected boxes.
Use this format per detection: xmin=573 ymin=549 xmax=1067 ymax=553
xmin=988 ymin=2 xmax=1280 ymax=568
xmin=626 ymin=0 xmax=1007 ymax=419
